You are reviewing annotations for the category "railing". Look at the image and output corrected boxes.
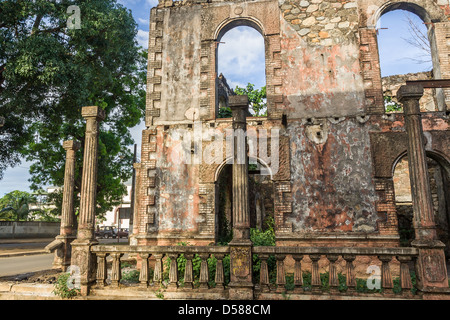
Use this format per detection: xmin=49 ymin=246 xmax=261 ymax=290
xmin=252 ymin=246 xmax=419 ymax=298
xmin=91 ymin=245 xmax=229 ymax=291
xmin=90 ymin=245 xmax=419 ymax=299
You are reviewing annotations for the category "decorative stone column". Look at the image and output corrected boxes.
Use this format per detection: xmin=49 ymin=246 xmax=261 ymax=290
xmin=45 ymin=140 xmax=80 ymax=271
xmin=227 ymin=95 xmax=254 ymax=299
xmin=71 ymin=106 xmax=105 ymax=296
xmin=397 ymin=85 xmax=449 ymax=296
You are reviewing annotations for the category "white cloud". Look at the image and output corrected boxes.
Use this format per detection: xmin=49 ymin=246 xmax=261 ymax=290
xmin=218 ymin=26 xmax=266 ymax=89
xmin=137 ymin=29 xmax=149 ymax=49
xmin=0 ymin=161 xmax=34 ymax=197
xmin=138 ymin=17 xmax=149 ymax=25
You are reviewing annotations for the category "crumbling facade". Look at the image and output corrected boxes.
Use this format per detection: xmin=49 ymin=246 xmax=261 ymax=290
xmin=63 ymin=0 xmax=450 ymax=300
xmin=131 ymin=0 xmax=450 ymax=250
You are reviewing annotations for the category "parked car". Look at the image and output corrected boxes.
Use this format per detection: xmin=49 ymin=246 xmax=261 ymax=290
xmin=95 ymin=226 xmax=117 ymax=239
xmin=115 ymin=228 xmax=129 ymax=238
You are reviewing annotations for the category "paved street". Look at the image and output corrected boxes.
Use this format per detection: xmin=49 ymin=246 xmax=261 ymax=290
xmin=0 ymin=237 xmax=129 ymax=278
xmin=0 ymin=253 xmax=54 ymax=277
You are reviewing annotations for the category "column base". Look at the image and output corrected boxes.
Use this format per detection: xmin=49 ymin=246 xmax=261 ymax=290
xmin=228 ymin=282 xmax=254 ymax=300
xmin=70 ymin=238 xmax=99 ymax=296
xmin=412 ymin=239 xmax=449 ymax=291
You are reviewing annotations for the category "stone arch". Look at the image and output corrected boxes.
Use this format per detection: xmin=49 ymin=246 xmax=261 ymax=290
xmin=369 ymin=1 xmax=447 ymax=111
xmin=392 ymin=149 xmax=450 ymax=252
xmin=199 ymin=1 xmax=281 ymax=120
xmin=213 ymin=156 xmax=274 ymax=182
xmin=214 ymin=17 xmax=265 ymax=41
xmin=214 ymin=18 xmax=267 ymax=118
xmin=391 ymin=149 xmax=450 ymax=178
xmin=359 ymin=0 xmax=450 ymax=113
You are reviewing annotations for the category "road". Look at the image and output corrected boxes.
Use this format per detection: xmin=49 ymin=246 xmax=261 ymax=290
xmin=0 ymin=253 xmax=54 ymax=277
xmin=0 ymin=238 xmax=129 ymax=278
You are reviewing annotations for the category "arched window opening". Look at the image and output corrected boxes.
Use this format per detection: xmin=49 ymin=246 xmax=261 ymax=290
xmin=216 ymin=25 xmax=266 ymax=118
xmin=377 ymin=9 xmax=440 ymax=113
xmin=393 ymin=156 xmax=450 ymax=256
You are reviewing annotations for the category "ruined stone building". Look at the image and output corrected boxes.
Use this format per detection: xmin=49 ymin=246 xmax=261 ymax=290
xmin=56 ymin=0 xmax=450 ymax=299
xmin=129 ymin=0 xmax=449 ymax=252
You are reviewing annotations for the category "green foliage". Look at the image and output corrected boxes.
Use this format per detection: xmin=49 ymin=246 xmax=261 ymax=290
xmin=0 ymin=190 xmax=38 ymax=221
xmin=120 ymin=269 xmax=140 ymax=283
xmin=162 ymin=242 xmax=231 ymax=288
xmin=384 ymin=96 xmax=403 ymax=113
xmin=217 ymin=106 xmax=232 ymax=118
xmin=234 ymin=83 xmax=267 ymax=117
xmin=217 ymin=83 xmax=267 ymax=118
xmin=52 ymin=273 xmax=80 ymax=299
xmin=251 ymin=216 xmax=276 ymax=283
xmin=0 ymin=0 xmax=146 ymax=219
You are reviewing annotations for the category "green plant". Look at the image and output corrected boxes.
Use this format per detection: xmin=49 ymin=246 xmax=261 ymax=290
xmin=162 ymin=242 xmax=230 ymax=288
xmin=52 ymin=273 xmax=80 ymax=299
xmin=217 ymin=106 xmax=232 ymax=118
xmin=155 ymin=288 xmax=165 ymax=300
xmin=384 ymin=96 xmax=403 ymax=113
xmin=121 ymin=260 xmax=136 ymax=269
xmin=251 ymin=216 xmax=276 ymax=283
xmin=120 ymin=270 xmax=140 ymax=283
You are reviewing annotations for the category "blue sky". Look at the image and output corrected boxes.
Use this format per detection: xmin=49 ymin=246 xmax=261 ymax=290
xmin=0 ymin=4 xmax=432 ymax=197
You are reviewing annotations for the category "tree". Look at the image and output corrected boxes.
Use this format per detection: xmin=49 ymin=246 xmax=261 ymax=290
xmin=0 ymin=190 xmax=37 ymax=221
xmin=217 ymin=83 xmax=267 ymax=118
xmin=0 ymin=1 xmax=147 ymax=218
xmin=401 ymin=12 xmax=432 ymax=67
xmin=234 ymin=83 xmax=267 ymax=117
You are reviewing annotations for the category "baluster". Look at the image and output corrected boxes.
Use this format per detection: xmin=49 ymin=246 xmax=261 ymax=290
xmin=343 ymin=254 xmax=356 ymax=293
xmin=168 ymin=253 xmax=179 ymax=289
xmin=214 ymin=254 xmax=225 ymax=290
xmin=153 ymin=253 xmax=164 ymax=286
xmin=327 ymin=254 xmax=339 ymax=294
xmin=184 ymin=253 xmax=194 ymax=289
xmin=397 ymin=256 xmax=413 ymax=296
xmin=110 ymin=252 xmax=123 ymax=288
xmin=310 ymin=254 xmax=321 ymax=293
xmin=139 ymin=253 xmax=150 ymax=288
xmin=199 ymin=253 xmax=210 ymax=289
xmin=292 ymin=254 xmax=303 ymax=293
xmin=96 ymin=252 xmax=108 ymax=287
xmin=259 ymin=254 xmax=270 ymax=292
xmin=379 ymin=255 xmax=393 ymax=294
xmin=275 ymin=254 xmax=286 ymax=292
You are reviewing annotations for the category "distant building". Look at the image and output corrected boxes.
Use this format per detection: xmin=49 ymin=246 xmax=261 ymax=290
xmin=98 ymin=185 xmax=132 ymax=229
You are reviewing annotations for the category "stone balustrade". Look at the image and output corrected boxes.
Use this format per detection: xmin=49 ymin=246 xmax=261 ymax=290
xmin=89 ymin=244 xmax=420 ymax=299
xmin=252 ymin=246 xmax=419 ymax=298
xmin=91 ymin=245 xmax=229 ymax=292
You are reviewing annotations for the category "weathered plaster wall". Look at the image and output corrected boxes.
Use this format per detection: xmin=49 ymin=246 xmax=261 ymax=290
xmin=287 ymin=118 xmax=378 ymax=233
xmin=279 ymin=1 xmax=366 ymax=118
xmin=137 ymin=0 xmax=450 ymax=247
xmin=158 ymin=5 xmax=203 ymax=123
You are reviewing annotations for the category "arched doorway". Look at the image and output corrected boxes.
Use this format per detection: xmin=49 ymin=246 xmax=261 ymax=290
xmin=393 ymin=153 xmax=450 ymax=256
xmin=214 ymin=158 xmax=274 ymax=244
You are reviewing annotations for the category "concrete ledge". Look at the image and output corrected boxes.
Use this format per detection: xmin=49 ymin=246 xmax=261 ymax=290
xmin=0 ymin=282 xmax=60 ymax=300
xmin=0 ymin=250 xmax=48 ymax=258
